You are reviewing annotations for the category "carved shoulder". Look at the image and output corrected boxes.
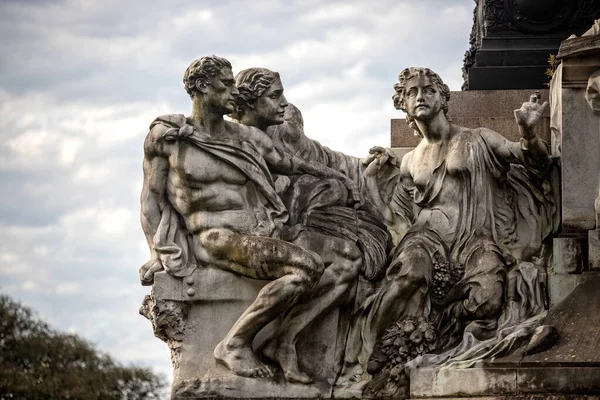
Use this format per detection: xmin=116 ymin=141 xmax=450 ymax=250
xmin=144 ymin=114 xmax=186 ymax=158
xmin=229 ymin=121 xmax=274 ymax=155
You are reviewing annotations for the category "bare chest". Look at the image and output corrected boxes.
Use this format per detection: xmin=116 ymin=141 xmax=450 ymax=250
xmin=171 ymin=142 xmax=249 ymax=185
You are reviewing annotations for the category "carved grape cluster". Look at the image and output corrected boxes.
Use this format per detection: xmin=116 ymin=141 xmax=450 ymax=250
xmin=431 ymin=257 xmax=464 ymax=304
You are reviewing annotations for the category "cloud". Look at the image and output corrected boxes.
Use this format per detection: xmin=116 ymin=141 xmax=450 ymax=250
xmin=0 ymin=0 xmax=474 ymax=389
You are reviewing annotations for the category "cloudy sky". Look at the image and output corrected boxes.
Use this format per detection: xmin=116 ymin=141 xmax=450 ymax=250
xmin=0 ymin=0 xmax=473 ymax=389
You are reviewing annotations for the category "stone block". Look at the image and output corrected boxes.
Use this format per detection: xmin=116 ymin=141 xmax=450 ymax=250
xmin=525 ymin=274 xmax=600 ymax=365
xmin=552 ymin=237 xmax=584 ymax=275
xmin=559 ymin=88 xmax=600 ymax=232
xmin=589 ymin=230 xmax=600 ymax=271
xmin=410 ymin=367 xmax=516 ymax=398
xmin=517 ymin=367 xmax=600 ymax=394
xmin=548 ymin=273 xmax=585 ymax=308
xmin=152 ymin=269 xmax=349 ymax=398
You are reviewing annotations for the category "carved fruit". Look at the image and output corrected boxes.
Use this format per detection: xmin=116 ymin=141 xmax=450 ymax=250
xmin=425 ymin=328 xmax=436 ymax=343
xmin=402 ymin=320 xmax=416 ymax=334
xmin=409 ymin=329 xmax=423 ymax=344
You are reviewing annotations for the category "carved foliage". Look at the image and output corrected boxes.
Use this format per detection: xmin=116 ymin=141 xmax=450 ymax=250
xmin=140 ymin=294 xmax=189 ymax=369
xmin=364 ymin=317 xmax=437 ymax=398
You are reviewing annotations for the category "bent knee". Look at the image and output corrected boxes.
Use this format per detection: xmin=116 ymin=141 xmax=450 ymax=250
xmin=466 ymin=281 xmax=504 ymax=319
xmin=392 ymin=252 xmax=430 ymax=287
xmin=300 ymin=249 xmax=325 ymax=285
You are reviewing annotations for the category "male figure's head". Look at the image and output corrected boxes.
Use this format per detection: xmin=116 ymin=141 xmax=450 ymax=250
xmin=231 ymin=67 xmax=289 ymax=130
xmin=392 ymin=67 xmax=450 ymax=137
xmin=183 ymin=55 xmax=238 ymax=115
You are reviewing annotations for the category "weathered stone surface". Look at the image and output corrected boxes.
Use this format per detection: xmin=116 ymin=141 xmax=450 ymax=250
xmin=552 ymin=237 xmax=584 ymax=275
xmin=559 ymin=88 xmax=600 ymax=232
xmin=548 ymin=273 xmax=586 ymax=308
xmin=411 ymin=366 xmax=600 ymax=397
xmin=140 ymin=59 xmax=558 ymax=398
xmin=517 ymin=367 xmax=600 ymax=394
xmin=152 ymin=268 xmax=349 ymax=398
xmin=589 ymin=230 xmax=600 ymax=271
xmin=410 ymin=367 xmax=517 ymax=398
xmin=524 ymin=274 xmax=600 ymax=365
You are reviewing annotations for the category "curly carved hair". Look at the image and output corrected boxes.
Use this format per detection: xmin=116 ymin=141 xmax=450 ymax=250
xmin=230 ymin=67 xmax=280 ymax=120
xmin=183 ymin=55 xmax=232 ymax=99
xmin=392 ymin=67 xmax=451 ymax=137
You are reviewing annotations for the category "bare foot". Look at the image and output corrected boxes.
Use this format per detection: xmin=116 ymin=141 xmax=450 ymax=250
xmin=214 ymin=340 xmax=274 ymax=379
xmin=262 ymin=338 xmax=313 ymax=384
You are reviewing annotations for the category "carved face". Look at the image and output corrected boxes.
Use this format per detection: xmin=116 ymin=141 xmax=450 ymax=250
xmin=404 ymin=75 xmax=444 ymax=121
xmin=203 ymin=67 xmax=239 ymax=115
xmin=585 ymin=71 xmax=600 ymax=114
xmin=254 ymin=76 xmax=288 ymax=127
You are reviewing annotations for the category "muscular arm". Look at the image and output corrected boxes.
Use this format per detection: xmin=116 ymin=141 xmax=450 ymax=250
xmin=480 ymin=128 xmax=550 ymax=172
xmin=248 ymin=125 xmax=361 ymax=202
xmin=139 ymin=127 xmax=170 ymax=284
xmin=363 ymin=150 xmax=414 ymax=241
xmin=481 ymin=95 xmax=550 ymax=172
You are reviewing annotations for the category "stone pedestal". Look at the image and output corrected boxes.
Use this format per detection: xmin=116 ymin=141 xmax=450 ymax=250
xmin=590 ymin=229 xmax=600 ymax=271
xmin=554 ymin=37 xmax=600 ymax=233
xmin=410 ymin=274 xmax=600 ymax=398
xmin=549 ymin=237 xmax=585 ymax=307
xmin=149 ymin=268 xmax=350 ymax=399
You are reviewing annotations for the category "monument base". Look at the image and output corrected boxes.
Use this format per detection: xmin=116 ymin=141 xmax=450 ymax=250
xmin=143 ymin=268 xmax=351 ymax=399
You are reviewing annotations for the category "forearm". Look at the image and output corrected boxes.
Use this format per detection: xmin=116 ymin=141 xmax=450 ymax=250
xmin=140 ymin=190 xmax=163 ymax=258
xmin=364 ymin=174 xmax=394 ymax=225
xmin=269 ymin=148 xmax=346 ymax=181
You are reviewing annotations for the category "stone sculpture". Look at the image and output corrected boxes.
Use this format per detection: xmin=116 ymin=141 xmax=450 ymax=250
xmin=140 ymin=57 xmax=557 ymax=398
xmin=340 ymin=67 xmax=555 ymax=397
xmin=138 ymin=54 xmax=379 ymax=379
xmin=230 ymin=67 xmax=391 ymax=383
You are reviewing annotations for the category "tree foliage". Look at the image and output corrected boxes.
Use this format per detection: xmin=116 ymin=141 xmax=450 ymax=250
xmin=0 ymin=294 xmax=166 ymax=400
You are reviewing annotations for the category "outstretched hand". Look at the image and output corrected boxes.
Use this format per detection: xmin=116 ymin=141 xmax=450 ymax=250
xmin=514 ymin=94 xmax=549 ymax=139
xmin=139 ymin=257 xmax=164 ymax=286
xmin=363 ymin=146 xmax=398 ymax=167
xmin=362 ymin=146 xmax=398 ymax=178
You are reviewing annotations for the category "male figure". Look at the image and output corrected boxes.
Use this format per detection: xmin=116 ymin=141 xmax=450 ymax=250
xmin=231 ymin=68 xmax=391 ymax=383
xmin=350 ymin=67 xmax=552 ymax=368
xmin=139 ymin=55 xmax=359 ymax=379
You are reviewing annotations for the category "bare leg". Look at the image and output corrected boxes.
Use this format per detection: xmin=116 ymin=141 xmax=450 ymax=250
xmin=263 ymin=233 xmax=361 ymax=383
xmin=197 ymin=228 xmax=324 ymax=379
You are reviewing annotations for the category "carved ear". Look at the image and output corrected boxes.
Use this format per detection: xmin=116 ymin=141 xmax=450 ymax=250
xmin=195 ymin=78 xmax=208 ymax=94
xmin=246 ymin=99 xmax=256 ymax=109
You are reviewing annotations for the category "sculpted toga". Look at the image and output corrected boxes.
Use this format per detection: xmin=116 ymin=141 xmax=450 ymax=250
xmin=139 ymin=55 xmax=360 ymax=379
